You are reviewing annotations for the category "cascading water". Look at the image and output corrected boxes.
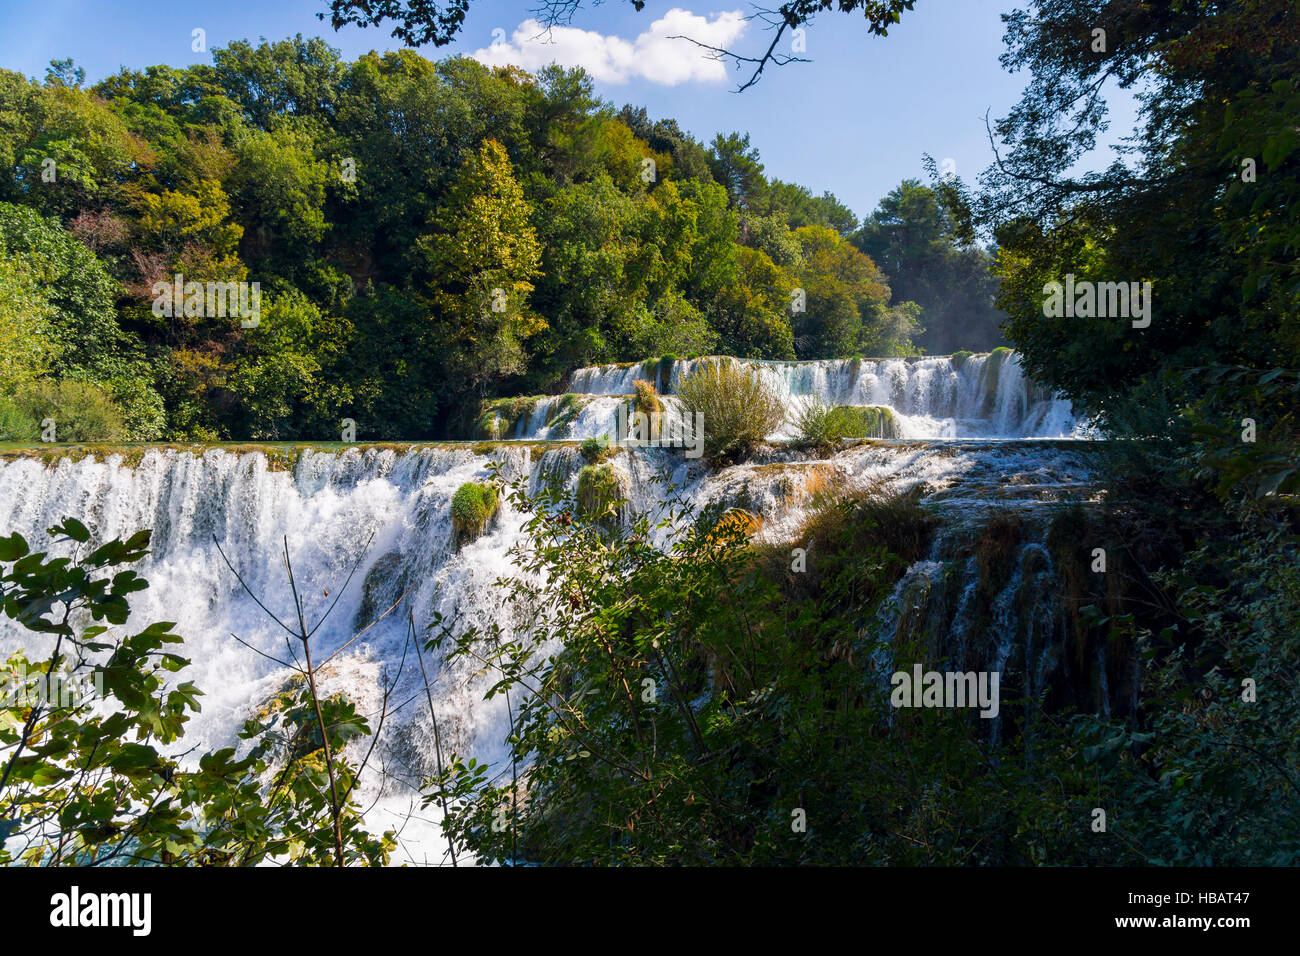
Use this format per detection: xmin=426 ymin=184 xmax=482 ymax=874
xmin=546 ymin=351 xmax=1079 ymax=441
xmin=0 ymin=351 xmax=1104 ymax=863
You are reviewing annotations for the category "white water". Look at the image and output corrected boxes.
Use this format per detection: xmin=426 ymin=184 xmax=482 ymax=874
xmin=557 ymin=352 xmax=1079 ymax=440
xmin=0 ymin=355 xmax=1097 ymax=864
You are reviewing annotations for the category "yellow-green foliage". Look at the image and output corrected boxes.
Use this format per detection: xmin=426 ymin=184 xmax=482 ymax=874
xmin=418 ymin=139 xmax=543 ymax=389
xmin=675 ymin=359 xmax=785 ymax=461
xmin=631 ymin=378 xmax=661 ymax=416
xmin=794 ymin=398 xmax=898 ymax=445
xmin=451 ymin=481 xmax=499 ymax=542
xmin=0 ymin=247 xmax=57 ymax=395
xmin=576 ymin=464 xmax=622 ymax=523
xmin=0 ymin=380 xmax=125 ymax=442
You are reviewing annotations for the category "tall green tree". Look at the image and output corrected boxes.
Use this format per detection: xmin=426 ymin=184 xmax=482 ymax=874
xmin=419 ymin=138 xmax=543 ymax=395
xmin=854 ymin=179 xmax=1003 ymax=353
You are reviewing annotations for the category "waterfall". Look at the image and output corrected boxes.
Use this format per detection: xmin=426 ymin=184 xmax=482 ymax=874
xmin=539 ymin=351 xmax=1078 ymax=442
xmin=0 ymin=418 xmax=1103 ymax=861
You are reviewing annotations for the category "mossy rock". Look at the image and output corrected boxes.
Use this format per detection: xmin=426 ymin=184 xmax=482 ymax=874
xmin=950 ymin=350 xmax=973 ymax=369
xmin=357 ymin=551 xmax=406 ymax=626
xmin=576 ymin=463 xmax=622 ymax=524
xmin=980 ymin=348 xmax=1015 ymax=415
xmin=451 ymin=481 xmax=499 ymax=544
xmin=252 ymin=673 xmax=308 ymax=723
xmin=544 ymin=393 xmax=589 ymax=436
xmin=580 ymin=435 xmax=614 ymax=463
xmin=825 ymin=405 xmax=899 ymax=439
xmin=473 ymin=396 xmax=541 ymax=440
xmin=974 ymin=513 xmax=1022 ymax=607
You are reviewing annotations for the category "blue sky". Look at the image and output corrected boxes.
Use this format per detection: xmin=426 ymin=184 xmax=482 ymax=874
xmin=0 ymin=0 xmax=1139 ymax=220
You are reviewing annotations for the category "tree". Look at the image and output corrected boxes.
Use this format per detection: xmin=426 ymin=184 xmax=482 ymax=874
xmin=419 ymin=138 xmax=543 ymax=393
xmin=229 ymin=289 xmax=351 ymax=440
xmin=617 ymin=105 xmax=715 ymax=183
xmin=0 ymin=70 xmax=144 ymax=218
xmin=44 ymin=58 xmax=85 ymax=90
xmin=792 ymin=224 xmax=908 ymax=358
xmin=229 ymin=119 xmax=331 ymax=270
xmin=532 ymin=174 xmax=653 ymax=372
xmin=0 ymin=203 xmax=131 ymax=383
xmin=762 ymin=179 xmax=858 ymax=236
xmin=711 ymin=246 xmax=797 ymax=360
xmin=968 ymin=0 xmax=1298 ymax=500
xmin=709 ymin=132 xmax=766 ymax=211
xmin=854 ymin=179 xmax=1004 ymax=353
xmin=206 ymin=35 xmax=344 ymax=130
xmin=0 ymin=243 xmax=58 ymax=395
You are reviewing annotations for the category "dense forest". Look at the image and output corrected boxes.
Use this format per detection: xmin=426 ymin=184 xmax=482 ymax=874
xmin=0 ymin=41 xmax=1002 ymax=443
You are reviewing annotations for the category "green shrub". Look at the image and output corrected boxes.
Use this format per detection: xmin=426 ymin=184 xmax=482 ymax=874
xmin=792 ymin=396 xmax=838 ymax=447
xmin=576 ymin=464 xmax=622 ymax=524
xmin=794 ymin=397 xmax=898 ymax=446
xmin=826 ymin=405 xmax=898 ymax=439
xmin=580 ymin=435 xmax=613 ymax=463
xmin=106 ymin=375 xmax=166 ymax=441
xmin=675 ymin=359 xmax=786 ymax=462
xmin=1 ymin=379 xmax=126 ymax=442
xmin=0 ymin=396 xmax=34 ymax=441
xmin=451 ymin=482 xmax=499 ymax=543
xmin=631 ymin=378 xmax=661 ymax=416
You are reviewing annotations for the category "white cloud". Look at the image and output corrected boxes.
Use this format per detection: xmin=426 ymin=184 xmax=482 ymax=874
xmin=470 ymin=9 xmax=747 ymax=86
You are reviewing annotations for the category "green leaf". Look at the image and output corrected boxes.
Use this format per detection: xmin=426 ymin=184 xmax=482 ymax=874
xmin=54 ymin=518 xmax=91 ymax=543
xmin=110 ymin=743 xmax=161 ymax=772
xmin=0 ymin=533 xmax=29 ymax=561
